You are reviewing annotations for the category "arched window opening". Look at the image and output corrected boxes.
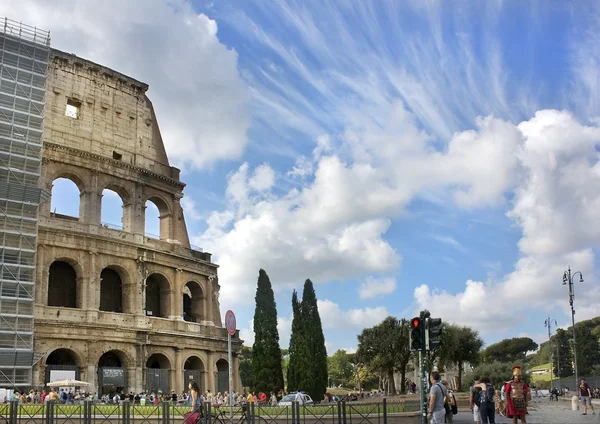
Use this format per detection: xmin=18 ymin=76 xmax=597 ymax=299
xmin=46 ymin=349 xmax=77 ymax=366
xmin=183 ymin=282 xmax=203 ymax=323
xmin=146 ymin=353 xmax=171 ymax=394
xmin=145 ymin=200 xmax=160 ymax=238
xmin=100 ymin=268 xmax=123 ymax=313
xmin=98 ymin=351 xmax=123 ymax=368
xmin=98 ymin=351 xmax=128 ymax=395
xmin=101 ymin=189 xmax=124 ymax=230
xmin=48 ymin=261 xmax=77 ymax=308
xmin=184 ymin=356 xmax=204 ymax=393
xmin=50 ymin=178 xmax=81 ymax=220
xmin=145 ymin=274 xmax=170 ymax=318
xmin=45 ymin=349 xmax=79 ymax=385
xmin=216 ymin=359 xmax=228 ymax=394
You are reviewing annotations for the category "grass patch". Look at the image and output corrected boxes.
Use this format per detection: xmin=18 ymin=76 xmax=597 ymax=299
xmin=1 ymin=401 xmax=418 ymax=418
xmin=530 ymin=363 xmax=552 ymax=371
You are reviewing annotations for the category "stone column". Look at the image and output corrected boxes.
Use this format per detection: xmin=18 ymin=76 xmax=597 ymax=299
xmin=132 ymin=183 xmax=145 ymax=237
xmin=35 ymin=244 xmax=45 ymax=305
xmin=174 ymin=348 xmax=183 ymax=394
xmin=128 ymin=366 xmax=139 ymax=394
xmin=86 ymin=364 xmax=97 ymax=391
xmin=206 ymin=278 xmax=214 ymax=325
xmin=80 ymin=170 xmax=101 ymax=226
xmin=86 ymin=251 xmax=99 ymax=311
xmin=172 ymin=269 xmax=184 ymax=320
xmin=232 ymin=355 xmax=241 ymax=393
xmin=206 ymin=352 xmax=215 ymax=394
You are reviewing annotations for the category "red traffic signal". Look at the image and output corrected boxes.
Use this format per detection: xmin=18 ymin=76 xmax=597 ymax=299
xmin=410 ymin=317 xmax=423 ymax=351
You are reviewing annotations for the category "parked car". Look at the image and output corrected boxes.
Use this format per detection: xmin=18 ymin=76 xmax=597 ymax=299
xmin=278 ymin=392 xmax=314 ymax=406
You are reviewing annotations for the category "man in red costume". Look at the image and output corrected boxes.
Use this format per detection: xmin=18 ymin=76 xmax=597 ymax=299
xmin=503 ymin=366 xmax=529 ymax=424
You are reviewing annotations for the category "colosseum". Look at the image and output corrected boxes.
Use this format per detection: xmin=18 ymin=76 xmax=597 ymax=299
xmin=0 ymin=20 xmax=241 ymax=395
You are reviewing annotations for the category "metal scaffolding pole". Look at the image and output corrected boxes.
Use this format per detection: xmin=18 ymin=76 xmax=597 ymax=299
xmin=0 ymin=17 xmax=50 ymax=388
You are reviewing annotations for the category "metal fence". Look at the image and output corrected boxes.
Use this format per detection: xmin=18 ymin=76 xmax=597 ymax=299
xmin=0 ymin=398 xmax=420 ymax=424
xmin=551 ymin=375 xmax=600 ymax=391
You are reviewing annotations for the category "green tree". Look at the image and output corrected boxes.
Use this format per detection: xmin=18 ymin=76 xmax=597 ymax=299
xmin=356 ymin=316 xmax=412 ymax=394
xmin=448 ymin=325 xmax=483 ymax=390
xmin=287 ymin=290 xmax=312 ymax=392
xmin=239 ymin=346 xmax=254 ymax=389
xmin=482 ymin=337 xmax=538 ymax=364
xmin=300 ymin=279 xmax=328 ymax=401
xmin=328 ymin=349 xmax=353 ymax=387
xmin=575 ymin=323 xmax=600 ymax=376
xmin=251 ymin=269 xmax=284 ymax=394
xmin=554 ymin=328 xmax=573 ymax=378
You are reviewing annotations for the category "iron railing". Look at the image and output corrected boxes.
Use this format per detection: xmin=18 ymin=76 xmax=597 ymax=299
xmin=0 ymin=398 xmax=422 ymax=424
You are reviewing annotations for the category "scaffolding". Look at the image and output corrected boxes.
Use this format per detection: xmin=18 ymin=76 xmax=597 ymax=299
xmin=0 ymin=18 xmax=50 ymax=388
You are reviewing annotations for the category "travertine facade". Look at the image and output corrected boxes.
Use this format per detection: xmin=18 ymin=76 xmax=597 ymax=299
xmin=32 ymin=49 xmax=241 ymax=395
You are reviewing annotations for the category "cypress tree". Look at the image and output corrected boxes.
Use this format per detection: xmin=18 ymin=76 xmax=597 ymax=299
xmin=286 ymin=290 xmax=312 ymax=392
xmin=300 ymin=279 xmax=328 ymax=401
xmin=251 ymin=269 xmax=284 ymax=394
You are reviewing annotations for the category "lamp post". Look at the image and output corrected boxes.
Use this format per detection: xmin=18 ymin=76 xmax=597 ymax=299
xmin=544 ymin=317 xmax=558 ymax=391
xmin=562 ymin=267 xmax=583 ymax=391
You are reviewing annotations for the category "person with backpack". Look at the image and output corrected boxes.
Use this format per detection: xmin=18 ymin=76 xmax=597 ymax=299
xmin=427 ymin=371 xmax=447 ymax=424
xmin=473 ymin=377 xmax=496 ymax=423
xmin=470 ymin=376 xmax=482 ymax=424
xmin=441 ymin=380 xmax=458 ymax=423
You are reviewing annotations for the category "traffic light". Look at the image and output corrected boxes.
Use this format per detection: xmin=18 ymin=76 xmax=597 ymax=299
xmin=410 ymin=317 xmax=423 ymax=351
xmin=426 ymin=317 xmax=443 ymax=350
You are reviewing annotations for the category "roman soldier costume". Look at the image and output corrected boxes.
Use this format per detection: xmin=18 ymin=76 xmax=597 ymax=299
xmin=503 ymin=365 xmax=529 ymax=423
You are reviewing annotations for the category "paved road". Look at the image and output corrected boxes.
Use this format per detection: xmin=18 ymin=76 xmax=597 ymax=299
xmin=447 ymin=399 xmax=600 ymax=423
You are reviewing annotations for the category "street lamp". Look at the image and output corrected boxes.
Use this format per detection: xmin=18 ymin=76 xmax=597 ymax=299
xmin=562 ymin=267 xmax=583 ymax=391
xmin=544 ymin=317 xmax=558 ymax=391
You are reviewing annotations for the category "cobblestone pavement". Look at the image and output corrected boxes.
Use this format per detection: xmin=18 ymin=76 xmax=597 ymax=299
xmin=448 ymin=399 xmax=600 ymax=423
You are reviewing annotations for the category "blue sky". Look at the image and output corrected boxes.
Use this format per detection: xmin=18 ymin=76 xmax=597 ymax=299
xmin=11 ymin=0 xmax=600 ymax=353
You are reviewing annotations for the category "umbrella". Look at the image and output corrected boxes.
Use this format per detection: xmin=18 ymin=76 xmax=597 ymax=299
xmin=47 ymin=379 xmax=91 ymax=387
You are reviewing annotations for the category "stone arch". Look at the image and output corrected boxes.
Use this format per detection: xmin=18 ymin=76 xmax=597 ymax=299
xmin=183 ymin=355 xmax=205 ymax=393
xmin=99 ymin=267 xmax=123 ymax=313
xmin=50 ymin=175 xmax=84 ymax=220
xmin=183 ymin=281 xmax=204 ymax=322
xmin=145 ymin=273 xmax=171 ymax=318
xmin=47 ymin=258 xmax=83 ymax=308
xmin=98 ymin=349 xmax=130 ymax=395
xmin=146 ymin=352 xmax=171 ymax=394
xmin=45 ymin=348 xmax=82 ymax=385
xmin=215 ymin=358 xmax=228 ymax=394
xmin=144 ymin=194 xmax=171 ymax=240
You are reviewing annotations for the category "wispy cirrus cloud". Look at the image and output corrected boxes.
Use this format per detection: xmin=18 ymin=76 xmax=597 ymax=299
xmin=429 ymin=234 xmax=467 ymax=254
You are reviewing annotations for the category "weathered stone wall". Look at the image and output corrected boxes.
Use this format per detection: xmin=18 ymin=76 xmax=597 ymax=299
xmin=33 ymin=49 xmax=240 ymax=395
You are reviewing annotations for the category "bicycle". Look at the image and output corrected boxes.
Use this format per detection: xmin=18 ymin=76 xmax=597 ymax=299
xmin=208 ymin=404 xmax=269 ymax=424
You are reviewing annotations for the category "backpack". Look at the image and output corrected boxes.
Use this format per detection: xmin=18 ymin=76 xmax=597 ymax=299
xmin=480 ymin=384 xmax=494 ymax=403
xmin=450 ymin=394 xmax=458 ymax=415
xmin=473 ymin=387 xmax=481 ymax=407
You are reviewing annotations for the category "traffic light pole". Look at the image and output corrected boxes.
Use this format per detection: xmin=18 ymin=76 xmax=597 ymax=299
xmin=420 ymin=311 xmax=428 ymax=424
xmin=420 ymin=348 xmax=428 ymax=424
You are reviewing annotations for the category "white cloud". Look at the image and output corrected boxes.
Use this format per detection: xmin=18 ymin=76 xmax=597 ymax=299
xmin=238 ymin=316 xmax=292 ymax=348
xmin=181 ymin=197 xmax=203 ymax=221
xmin=429 ymin=234 xmax=467 ymax=253
xmin=4 ymin=0 xmax=249 ymax=169
xmin=287 ymin=156 xmax=313 ymax=178
xmin=197 ymin=105 xmax=528 ymax=308
xmin=317 ymin=299 xmax=389 ymax=330
xmin=358 ymin=277 xmax=397 ymax=300
xmin=413 ymin=111 xmax=600 ymax=336
xmin=238 ymin=320 xmax=254 ymax=346
xmin=249 ymin=164 xmax=276 ymax=192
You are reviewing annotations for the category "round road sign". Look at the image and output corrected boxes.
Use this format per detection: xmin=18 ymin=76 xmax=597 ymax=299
xmin=225 ymin=310 xmax=236 ymax=336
